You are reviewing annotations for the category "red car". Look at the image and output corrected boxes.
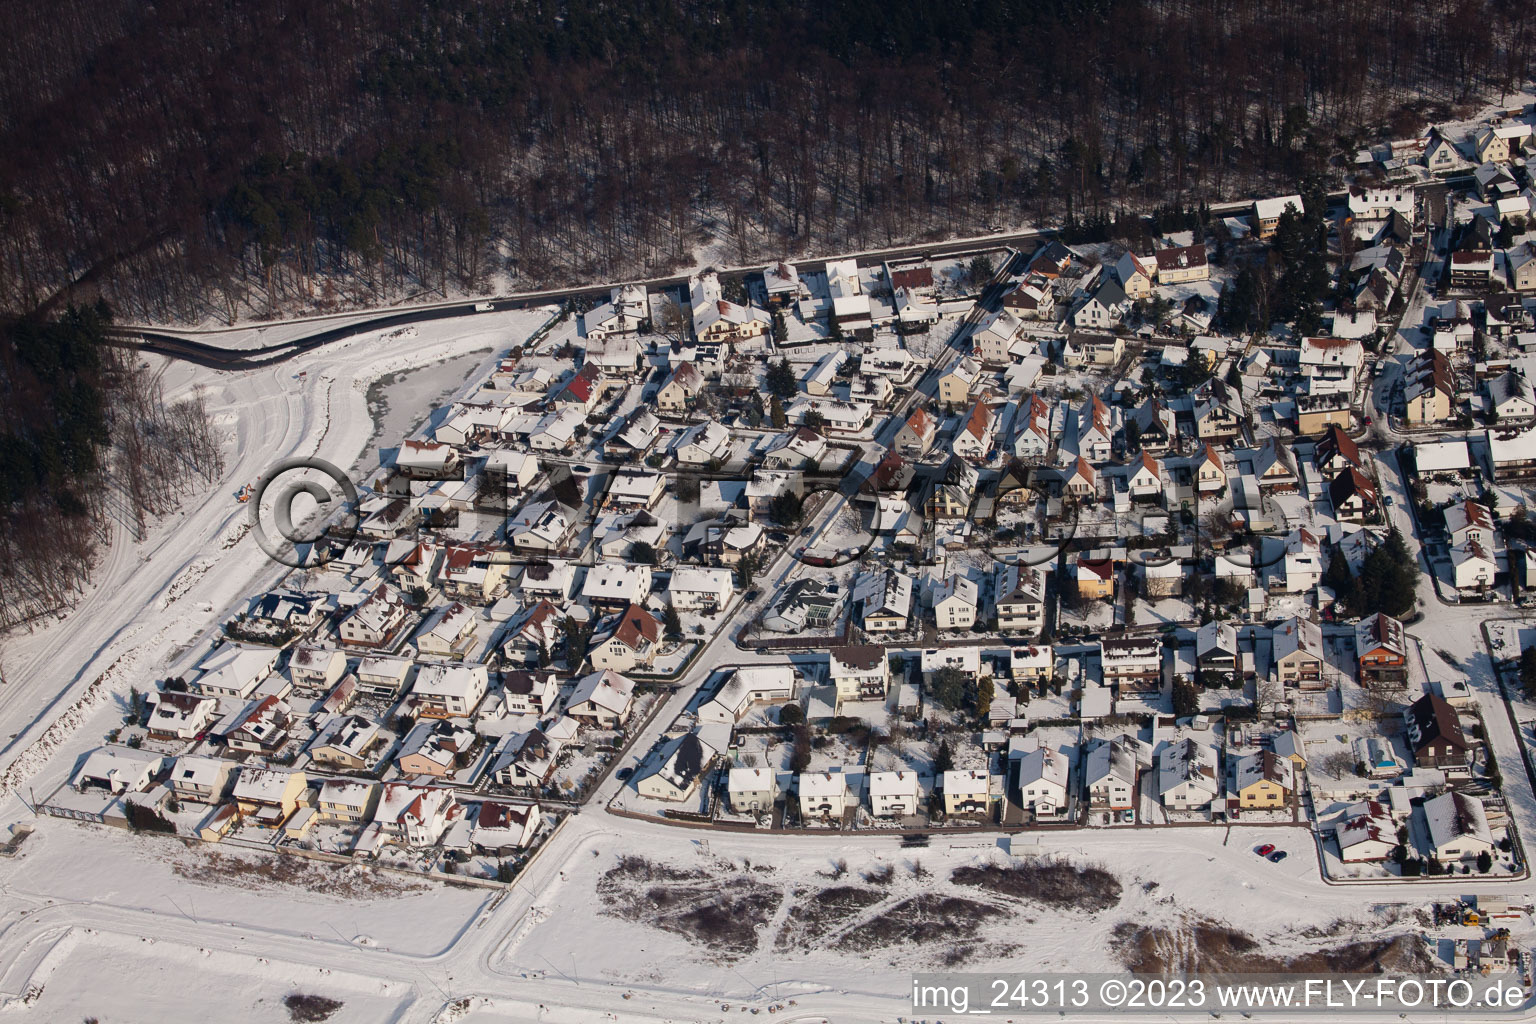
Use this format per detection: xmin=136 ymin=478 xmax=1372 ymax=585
xmin=1255 ymin=843 xmax=1276 ymax=857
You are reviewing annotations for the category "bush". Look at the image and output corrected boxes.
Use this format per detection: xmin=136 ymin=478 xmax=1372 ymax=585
xmin=284 ymin=995 xmax=344 ymax=1023
xmin=1477 ymin=850 xmax=1493 ymax=874
xmin=778 ymin=702 xmax=804 ymax=726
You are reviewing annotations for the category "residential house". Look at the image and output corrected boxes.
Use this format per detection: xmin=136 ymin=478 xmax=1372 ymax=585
xmin=1131 ymin=397 xmax=1175 ymax=454
xmin=1195 ymin=444 xmax=1227 ymax=494
xmin=763 ymin=261 xmax=803 ymax=306
xmin=308 ymin=714 xmax=385 ymax=771
xmin=1075 ymin=556 xmax=1115 ymax=599
xmin=698 ymin=665 xmax=796 ymax=724
xmin=288 ymin=646 xmax=349 ymax=694
xmin=1017 ymin=747 xmax=1070 ymax=818
xmin=1002 ymin=275 xmax=1055 ymax=319
xmin=1154 ymin=243 xmax=1209 ymax=284
xmin=1450 ymin=538 xmax=1497 ymax=594
xmin=893 ymin=407 xmax=936 ymax=453
xmin=728 ymin=767 xmax=778 ymax=814
xmin=582 ymin=563 xmax=652 ymax=612
xmin=1356 ymin=612 xmax=1407 ymax=687
xmin=1451 ymin=249 xmax=1494 ymax=288
xmin=952 ymin=398 xmax=996 ymax=460
xmin=1127 ymin=451 xmax=1163 ymax=499
xmin=1077 ymin=396 xmax=1116 ymax=462
xmin=1272 ymin=616 xmax=1326 ymax=689
xmin=671 ymin=420 xmax=733 ymax=465
xmin=1445 ymin=499 xmax=1495 ymax=550
xmin=927 ymin=455 xmax=980 ymax=517
xmin=828 ymin=644 xmax=889 ymax=702
xmin=223 ymin=695 xmax=292 ymax=755
xmin=1012 ymin=392 xmax=1053 ymax=459
xmin=942 ymin=769 xmax=991 ymax=817
xmin=167 ymin=755 xmax=233 ymax=806
xmin=1113 ymin=251 xmax=1153 ymax=298
xmin=994 ymin=563 xmax=1047 ymax=633
xmin=1085 ymin=738 xmax=1139 ymax=813
xmin=1489 ymin=370 xmax=1536 ymax=422
xmin=1253 ymin=194 xmax=1303 ymax=238
xmin=567 ymin=669 xmax=637 ymax=728
xmin=655 ymin=361 xmax=705 ymax=412
xmin=1193 ymin=377 xmax=1244 ymax=440
xmin=355 ymin=655 xmax=414 ymax=698
xmin=489 ymin=728 xmax=564 ymax=790
xmin=1063 ymin=457 xmax=1098 ymax=500
xmin=1333 ymin=800 xmax=1398 ymax=862
xmin=498 ymin=670 xmax=559 ymax=718
xmin=411 ymin=664 xmax=489 ymax=719
xmin=338 ymin=584 xmax=410 ymax=649
xmin=1158 ymin=739 xmax=1219 ymax=811
xmin=761 ymin=578 xmax=846 ymax=633
xmin=972 ymin=308 xmax=1027 ymax=365
xmin=635 ymin=733 xmax=716 ymax=802
xmin=231 ymin=767 xmax=307 ymax=828
xmin=868 ymin=770 xmax=923 ymax=818
xmin=470 ymin=800 xmax=542 ymax=851
xmin=1101 ymin=635 xmax=1162 ymax=694
xmin=147 ymin=691 xmax=218 ymax=742
xmin=1196 ymin=620 xmax=1240 ymax=685
xmin=508 ymin=500 xmax=579 ymax=554
xmin=825 ymin=258 xmax=873 ymax=338
xmin=931 ymin=575 xmax=979 ymax=630
xmin=587 ymin=603 xmax=661 ymax=672
xmin=920 ymin=646 xmax=982 ymax=682
xmin=937 ymin=356 xmax=983 ymax=405
xmin=1403 ymin=694 xmax=1471 ymax=771
xmin=798 ymin=771 xmax=853 ymax=820
xmin=373 ymin=782 xmax=459 ymax=848
xmin=1234 ymin=750 xmax=1294 ymax=809
xmin=414 ymin=601 xmax=478 ymax=659
xmin=1329 ymin=467 xmax=1379 ymax=523
xmin=854 ymin=570 xmax=914 ymax=632
xmin=1423 ymin=791 xmax=1495 ymax=862
xmin=193 ymin=645 xmax=281 ymax=700
xmin=1472 ymin=120 xmax=1531 ymax=163
xmin=668 ymin=567 xmax=734 ymax=614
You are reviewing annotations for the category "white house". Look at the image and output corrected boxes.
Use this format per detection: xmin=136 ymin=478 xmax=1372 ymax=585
xmin=798 ymin=771 xmax=853 ymax=820
xmin=1157 ymin=738 xmax=1219 ymax=811
xmin=635 ymin=732 xmax=717 ymax=803
xmin=1423 ymin=791 xmax=1495 ymax=863
xmin=868 ymin=770 xmax=923 ymax=818
xmin=1332 ymin=800 xmax=1398 ymax=862
xmin=728 ymin=767 xmax=778 ymax=814
xmin=566 ymin=669 xmax=636 ymax=728
xmin=193 ymin=645 xmax=281 ymax=700
xmin=668 ymin=567 xmax=734 ymax=614
xmin=827 ymin=644 xmax=889 ymax=702
xmin=931 ymin=575 xmax=979 ymax=630
xmin=411 ymin=663 xmax=489 ymax=719
xmin=1085 ymin=738 xmax=1138 ymax=813
xmin=1016 ymin=747 xmax=1070 ymax=818
xmin=697 ymin=666 xmax=796 ymax=724
xmin=373 ymin=782 xmax=459 ymax=848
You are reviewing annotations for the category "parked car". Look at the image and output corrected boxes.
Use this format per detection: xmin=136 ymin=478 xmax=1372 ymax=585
xmin=1255 ymin=843 xmax=1276 ymax=857
xmin=1268 ymin=851 xmax=1287 ymax=863
xmin=615 ymin=767 xmax=634 ymax=781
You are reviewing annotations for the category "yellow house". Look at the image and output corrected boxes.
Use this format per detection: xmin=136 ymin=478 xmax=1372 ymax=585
xmin=938 ymin=357 xmax=982 ymax=405
xmin=1075 ymin=557 xmax=1115 ymax=600
xmin=231 ymin=768 xmax=308 ymax=827
xmin=1234 ymin=751 xmax=1293 ymax=809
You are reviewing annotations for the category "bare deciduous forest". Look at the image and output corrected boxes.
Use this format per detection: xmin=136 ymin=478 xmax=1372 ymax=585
xmin=0 ymin=306 xmax=224 ymax=630
xmin=0 ymin=0 xmax=1531 ymax=324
